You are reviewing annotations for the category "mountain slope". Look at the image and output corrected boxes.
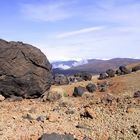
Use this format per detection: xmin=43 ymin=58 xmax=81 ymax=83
xmin=52 ymin=58 xmax=140 ymax=75
xmin=70 ymin=58 xmax=140 ymax=73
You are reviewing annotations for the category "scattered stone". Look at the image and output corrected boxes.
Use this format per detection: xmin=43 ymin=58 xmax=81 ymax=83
xmin=36 ymin=116 xmax=46 ymax=123
xmin=73 ymin=86 xmax=87 ymax=97
xmin=101 ymin=94 xmax=115 ymax=105
xmin=74 ymin=72 xmax=92 ymax=81
xmin=116 ymin=66 xmax=131 ymax=76
xmin=106 ymin=69 xmax=115 ymax=77
xmin=133 ymin=91 xmax=140 ymax=98
xmin=86 ymin=83 xmax=96 ymax=93
xmin=0 ymin=94 xmax=5 ymax=102
xmin=65 ymin=109 xmax=75 ymax=115
xmin=38 ymin=133 xmax=75 ymax=140
xmin=98 ymin=82 xmax=108 ymax=92
xmin=116 ymin=69 xmax=122 ymax=76
xmin=132 ymin=65 xmax=140 ymax=72
xmin=81 ymin=107 xmax=96 ymax=119
xmin=0 ymin=39 xmax=53 ymax=99
xmin=42 ymin=87 xmax=64 ymax=102
xmin=68 ymin=76 xmax=83 ymax=83
xmin=54 ymin=74 xmax=69 ymax=85
xmin=76 ymin=124 xmax=91 ymax=131
xmin=98 ymin=73 xmax=108 ymax=80
xmin=22 ymin=114 xmax=34 ymax=121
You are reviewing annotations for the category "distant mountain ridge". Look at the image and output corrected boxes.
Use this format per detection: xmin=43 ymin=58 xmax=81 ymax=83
xmin=52 ymin=58 xmax=140 ymax=75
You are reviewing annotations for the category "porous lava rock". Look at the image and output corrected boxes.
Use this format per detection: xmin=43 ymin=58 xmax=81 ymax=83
xmin=0 ymin=39 xmax=53 ymax=98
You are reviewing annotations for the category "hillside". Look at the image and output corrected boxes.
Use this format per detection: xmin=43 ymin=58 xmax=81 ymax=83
xmin=0 ymin=68 xmax=140 ymax=139
xmin=70 ymin=58 xmax=140 ymax=73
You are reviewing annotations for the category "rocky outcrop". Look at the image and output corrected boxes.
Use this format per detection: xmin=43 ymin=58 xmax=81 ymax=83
xmin=0 ymin=39 xmax=53 ymax=98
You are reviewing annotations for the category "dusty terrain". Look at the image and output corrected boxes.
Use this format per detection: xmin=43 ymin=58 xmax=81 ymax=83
xmin=0 ymin=71 xmax=140 ymax=140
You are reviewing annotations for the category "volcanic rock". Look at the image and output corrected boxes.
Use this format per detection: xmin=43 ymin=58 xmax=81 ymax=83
xmin=0 ymin=39 xmax=53 ymax=98
xmin=73 ymin=86 xmax=87 ymax=97
xmin=54 ymin=74 xmax=69 ymax=85
xmin=98 ymin=73 xmax=108 ymax=80
xmin=133 ymin=91 xmax=140 ymax=98
xmin=132 ymin=65 xmax=140 ymax=72
xmin=106 ymin=69 xmax=115 ymax=78
xmin=86 ymin=83 xmax=96 ymax=93
xmin=119 ymin=66 xmax=131 ymax=75
xmin=74 ymin=72 xmax=92 ymax=81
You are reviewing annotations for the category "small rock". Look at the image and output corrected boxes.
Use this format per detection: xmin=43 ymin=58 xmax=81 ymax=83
xmin=132 ymin=65 xmax=140 ymax=72
xmin=0 ymin=95 xmax=5 ymax=102
xmin=73 ymin=86 xmax=87 ymax=97
xmin=133 ymin=91 xmax=140 ymax=98
xmin=42 ymin=87 xmax=65 ymax=102
xmin=54 ymin=74 xmax=69 ymax=85
xmin=74 ymin=72 xmax=92 ymax=81
xmin=38 ymin=133 xmax=75 ymax=140
xmin=81 ymin=107 xmax=96 ymax=119
xmin=98 ymin=82 xmax=108 ymax=92
xmin=76 ymin=124 xmax=91 ymax=130
xmin=22 ymin=114 xmax=34 ymax=121
xmin=86 ymin=83 xmax=96 ymax=93
xmin=36 ymin=116 xmax=46 ymax=122
xmin=106 ymin=69 xmax=115 ymax=78
xmin=98 ymin=73 xmax=108 ymax=80
xmin=65 ymin=109 xmax=75 ymax=115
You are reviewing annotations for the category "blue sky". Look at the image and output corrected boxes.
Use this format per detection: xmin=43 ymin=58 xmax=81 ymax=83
xmin=0 ymin=0 xmax=140 ymax=61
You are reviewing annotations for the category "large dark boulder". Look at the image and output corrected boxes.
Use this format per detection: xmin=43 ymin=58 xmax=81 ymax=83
xmin=73 ymin=86 xmax=87 ymax=97
xmin=38 ymin=133 xmax=74 ymax=140
xmin=0 ymin=39 xmax=53 ymax=98
xmin=106 ymin=69 xmax=115 ymax=77
xmin=86 ymin=83 xmax=96 ymax=93
xmin=132 ymin=65 xmax=140 ymax=72
xmin=119 ymin=66 xmax=131 ymax=75
xmin=74 ymin=72 xmax=92 ymax=81
xmin=54 ymin=74 xmax=69 ymax=85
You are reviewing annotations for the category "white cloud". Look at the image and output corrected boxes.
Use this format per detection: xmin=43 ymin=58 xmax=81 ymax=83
xmin=72 ymin=59 xmax=88 ymax=67
xmin=56 ymin=26 xmax=104 ymax=38
xmin=53 ymin=64 xmax=70 ymax=69
xmin=20 ymin=1 xmax=72 ymax=22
